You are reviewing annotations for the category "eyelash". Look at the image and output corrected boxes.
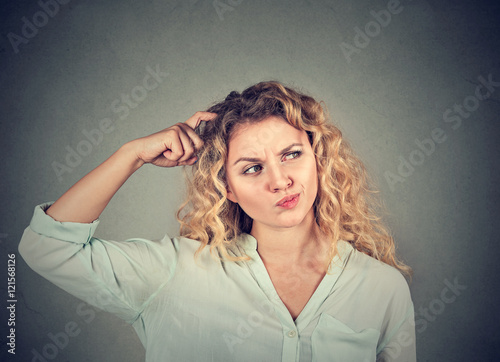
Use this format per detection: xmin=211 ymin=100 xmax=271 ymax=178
xmin=242 ymin=150 xmax=303 ymax=174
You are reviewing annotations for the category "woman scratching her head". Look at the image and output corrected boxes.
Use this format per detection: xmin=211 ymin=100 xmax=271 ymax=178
xmin=180 ymin=81 xmax=411 ymax=278
xmin=19 ymin=80 xmax=415 ymax=362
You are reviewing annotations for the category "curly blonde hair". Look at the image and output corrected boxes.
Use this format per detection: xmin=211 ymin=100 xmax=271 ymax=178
xmin=177 ymin=81 xmax=411 ymax=278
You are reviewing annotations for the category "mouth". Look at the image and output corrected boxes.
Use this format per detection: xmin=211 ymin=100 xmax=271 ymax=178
xmin=276 ymin=193 xmax=300 ymax=209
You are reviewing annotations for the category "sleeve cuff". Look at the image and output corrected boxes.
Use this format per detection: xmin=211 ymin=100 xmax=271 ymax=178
xmin=29 ymin=202 xmax=100 ymax=244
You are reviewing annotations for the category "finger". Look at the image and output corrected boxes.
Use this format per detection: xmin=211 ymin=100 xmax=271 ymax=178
xmin=178 ymin=155 xmax=198 ymax=167
xmin=175 ymin=126 xmax=196 ymax=163
xmin=176 ymin=122 xmax=204 ymax=151
xmin=184 ymin=111 xmax=217 ymax=130
xmin=162 ymin=133 xmax=184 ymax=162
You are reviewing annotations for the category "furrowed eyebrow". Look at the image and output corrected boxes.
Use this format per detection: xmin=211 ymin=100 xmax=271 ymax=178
xmin=232 ymin=143 xmax=303 ymax=166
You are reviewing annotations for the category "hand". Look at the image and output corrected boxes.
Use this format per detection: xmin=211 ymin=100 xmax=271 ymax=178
xmin=132 ymin=112 xmax=217 ymax=167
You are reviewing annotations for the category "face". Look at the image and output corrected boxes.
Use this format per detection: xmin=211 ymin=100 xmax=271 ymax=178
xmin=225 ymin=116 xmax=318 ymax=232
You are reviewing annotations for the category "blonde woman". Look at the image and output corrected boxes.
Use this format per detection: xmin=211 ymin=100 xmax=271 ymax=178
xmin=19 ymin=81 xmax=415 ymax=361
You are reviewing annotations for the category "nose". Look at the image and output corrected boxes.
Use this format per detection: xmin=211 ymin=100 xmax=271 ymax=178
xmin=268 ymin=164 xmax=292 ymax=192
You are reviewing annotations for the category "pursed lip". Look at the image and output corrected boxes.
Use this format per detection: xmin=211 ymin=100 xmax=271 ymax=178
xmin=276 ymin=193 xmax=300 ymax=207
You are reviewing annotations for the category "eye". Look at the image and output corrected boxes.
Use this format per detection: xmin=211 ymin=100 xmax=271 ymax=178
xmin=283 ymin=150 xmax=302 ymax=161
xmin=243 ymin=165 xmax=263 ymax=174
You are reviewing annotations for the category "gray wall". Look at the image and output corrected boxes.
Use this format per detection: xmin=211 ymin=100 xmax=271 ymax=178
xmin=1 ymin=0 xmax=499 ymax=361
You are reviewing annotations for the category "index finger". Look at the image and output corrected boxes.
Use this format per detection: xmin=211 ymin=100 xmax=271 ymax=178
xmin=184 ymin=111 xmax=217 ymax=130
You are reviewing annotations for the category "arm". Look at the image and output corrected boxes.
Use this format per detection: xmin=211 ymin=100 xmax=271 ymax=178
xmin=376 ymin=308 xmax=416 ymax=361
xmin=376 ymin=277 xmax=416 ymax=362
xmin=47 ymin=111 xmax=217 ymax=223
xmin=46 ymin=142 xmax=143 ymax=223
xmin=19 ymin=112 xmax=217 ymax=321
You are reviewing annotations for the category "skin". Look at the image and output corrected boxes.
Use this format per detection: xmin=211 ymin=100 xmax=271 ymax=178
xmin=226 ymin=116 xmax=318 ymax=233
xmin=226 ymin=116 xmax=332 ymax=319
xmin=46 ymin=112 xmax=217 ymax=222
xmin=46 ymin=112 xmax=330 ymax=320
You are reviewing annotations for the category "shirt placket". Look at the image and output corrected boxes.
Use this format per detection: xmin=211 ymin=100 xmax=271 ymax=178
xmin=238 ymin=236 xmax=353 ymax=362
xmin=241 ymin=243 xmax=301 ymax=361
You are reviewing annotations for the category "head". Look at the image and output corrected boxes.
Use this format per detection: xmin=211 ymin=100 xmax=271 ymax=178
xmin=224 ymin=115 xmax=319 ymax=235
xmin=177 ymin=81 xmax=411 ymax=277
xmin=178 ymin=81 xmax=335 ymax=242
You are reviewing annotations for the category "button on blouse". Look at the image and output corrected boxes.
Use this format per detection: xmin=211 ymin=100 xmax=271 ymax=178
xmin=19 ymin=203 xmax=416 ymax=361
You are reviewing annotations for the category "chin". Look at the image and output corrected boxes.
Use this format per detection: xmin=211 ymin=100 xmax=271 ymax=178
xmin=276 ymin=214 xmax=310 ymax=229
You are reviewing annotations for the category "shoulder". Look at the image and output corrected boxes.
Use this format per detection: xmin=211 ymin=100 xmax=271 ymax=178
xmin=168 ymin=234 xmax=247 ymax=271
xmin=339 ymin=241 xmax=411 ymax=302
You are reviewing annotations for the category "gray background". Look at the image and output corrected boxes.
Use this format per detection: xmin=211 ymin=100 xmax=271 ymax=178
xmin=1 ymin=0 xmax=499 ymax=361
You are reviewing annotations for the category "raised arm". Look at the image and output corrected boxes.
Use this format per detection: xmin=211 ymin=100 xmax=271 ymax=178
xmin=46 ymin=111 xmax=217 ymax=223
xmin=18 ymin=111 xmax=217 ymax=322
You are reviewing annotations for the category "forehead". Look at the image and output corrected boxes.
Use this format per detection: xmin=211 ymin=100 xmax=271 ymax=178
xmin=228 ymin=116 xmax=307 ymax=157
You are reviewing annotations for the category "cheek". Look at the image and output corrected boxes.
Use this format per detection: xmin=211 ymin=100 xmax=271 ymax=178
xmin=227 ymin=177 xmax=262 ymax=205
xmin=310 ymin=173 xmax=318 ymax=195
xmin=305 ymin=166 xmax=319 ymax=198
xmin=299 ymin=157 xmax=318 ymax=187
xmin=225 ymin=174 xmax=240 ymax=203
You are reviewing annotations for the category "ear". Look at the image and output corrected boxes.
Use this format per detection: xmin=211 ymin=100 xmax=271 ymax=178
xmin=226 ymin=185 xmax=237 ymax=203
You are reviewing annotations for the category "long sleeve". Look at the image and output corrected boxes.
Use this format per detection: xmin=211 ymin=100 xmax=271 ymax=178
xmin=376 ymin=272 xmax=416 ymax=362
xmin=18 ymin=202 xmax=178 ymax=324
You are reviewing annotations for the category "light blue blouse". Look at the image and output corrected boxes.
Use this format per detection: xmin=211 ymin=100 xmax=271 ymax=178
xmin=19 ymin=203 xmax=416 ymax=362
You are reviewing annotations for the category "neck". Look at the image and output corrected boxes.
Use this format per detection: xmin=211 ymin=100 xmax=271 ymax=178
xmin=250 ymin=212 xmax=330 ymax=269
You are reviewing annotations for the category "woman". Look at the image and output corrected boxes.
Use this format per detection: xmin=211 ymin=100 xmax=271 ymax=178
xmin=19 ymin=81 xmax=416 ymax=361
